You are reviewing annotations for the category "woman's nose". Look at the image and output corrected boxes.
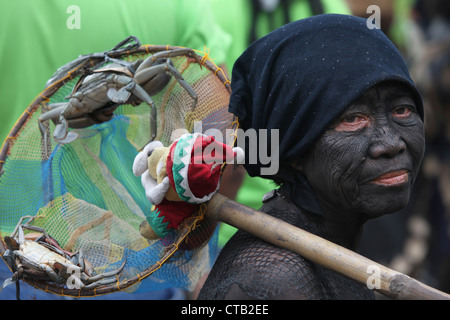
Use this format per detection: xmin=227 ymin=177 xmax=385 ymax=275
xmin=368 ymin=125 xmax=407 ymax=159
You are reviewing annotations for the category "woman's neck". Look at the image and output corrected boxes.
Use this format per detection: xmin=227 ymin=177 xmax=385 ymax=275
xmin=275 ymin=183 xmax=368 ymax=250
xmin=306 ymin=190 xmax=369 ymax=250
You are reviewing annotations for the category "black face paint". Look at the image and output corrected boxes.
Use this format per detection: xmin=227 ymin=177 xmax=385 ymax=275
xmin=301 ymin=81 xmax=425 ymax=219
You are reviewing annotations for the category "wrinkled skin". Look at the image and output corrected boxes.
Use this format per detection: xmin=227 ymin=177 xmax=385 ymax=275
xmin=198 ymin=82 xmax=425 ymax=299
xmin=299 ymin=81 xmax=425 ymax=247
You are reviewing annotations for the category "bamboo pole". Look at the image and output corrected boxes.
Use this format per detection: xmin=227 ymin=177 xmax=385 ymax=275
xmin=206 ymin=193 xmax=450 ymax=300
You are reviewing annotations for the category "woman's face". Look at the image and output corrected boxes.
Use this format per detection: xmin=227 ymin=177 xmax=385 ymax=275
xmin=301 ymin=82 xmax=425 ymax=218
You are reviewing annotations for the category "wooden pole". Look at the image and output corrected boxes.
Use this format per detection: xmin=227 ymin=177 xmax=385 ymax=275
xmin=206 ymin=193 xmax=450 ymax=300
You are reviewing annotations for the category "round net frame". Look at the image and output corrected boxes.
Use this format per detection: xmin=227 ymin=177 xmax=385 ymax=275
xmin=0 ymin=43 xmax=235 ymax=297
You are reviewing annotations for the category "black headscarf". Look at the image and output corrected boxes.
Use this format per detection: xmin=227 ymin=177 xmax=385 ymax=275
xmin=229 ymin=14 xmax=424 ymax=216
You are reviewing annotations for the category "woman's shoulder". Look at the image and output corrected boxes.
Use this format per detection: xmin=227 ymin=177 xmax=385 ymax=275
xmin=199 ymin=230 xmax=327 ymax=299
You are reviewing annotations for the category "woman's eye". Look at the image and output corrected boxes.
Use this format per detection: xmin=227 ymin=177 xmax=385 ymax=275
xmin=392 ymin=106 xmax=412 ymax=119
xmin=335 ymin=114 xmax=369 ymax=132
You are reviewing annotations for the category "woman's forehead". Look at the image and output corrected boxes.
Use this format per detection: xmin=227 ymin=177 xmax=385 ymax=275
xmin=352 ymin=81 xmax=417 ymax=104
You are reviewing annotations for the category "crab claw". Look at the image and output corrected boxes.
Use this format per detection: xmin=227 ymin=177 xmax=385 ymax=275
xmin=53 ymin=116 xmax=79 ymax=145
xmin=0 ymin=277 xmax=15 ymax=295
xmin=107 ymin=87 xmax=132 ymax=104
xmin=88 ymin=259 xmax=126 ymax=283
xmin=54 ymin=130 xmax=79 ymax=145
xmin=82 ymin=259 xmax=127 ymax=290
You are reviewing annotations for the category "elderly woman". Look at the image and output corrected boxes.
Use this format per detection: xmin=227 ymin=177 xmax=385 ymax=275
xmin=198 ymin=14 xmax=425 ymax=300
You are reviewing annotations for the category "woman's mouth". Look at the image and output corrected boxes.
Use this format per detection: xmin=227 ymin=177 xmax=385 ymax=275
xmin=370 ymin=170 xmax=409 ymax=186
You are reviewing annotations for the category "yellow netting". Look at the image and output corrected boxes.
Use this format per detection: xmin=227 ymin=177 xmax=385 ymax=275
xmin=0 ymin=44 xmax=234 ymax=297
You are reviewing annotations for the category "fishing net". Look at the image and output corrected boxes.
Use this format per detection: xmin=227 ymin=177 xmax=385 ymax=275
xmin=0 ymin=38 xmax=235 ymax=297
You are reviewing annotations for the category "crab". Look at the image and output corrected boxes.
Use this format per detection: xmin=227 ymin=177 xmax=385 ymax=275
xmin=44 ymin=35 xmax=141 ymax=89
xmin=38 ymin=47 xmax=199 ymax=154
xmin=0 ymin=216 xmax=126 ymax=299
